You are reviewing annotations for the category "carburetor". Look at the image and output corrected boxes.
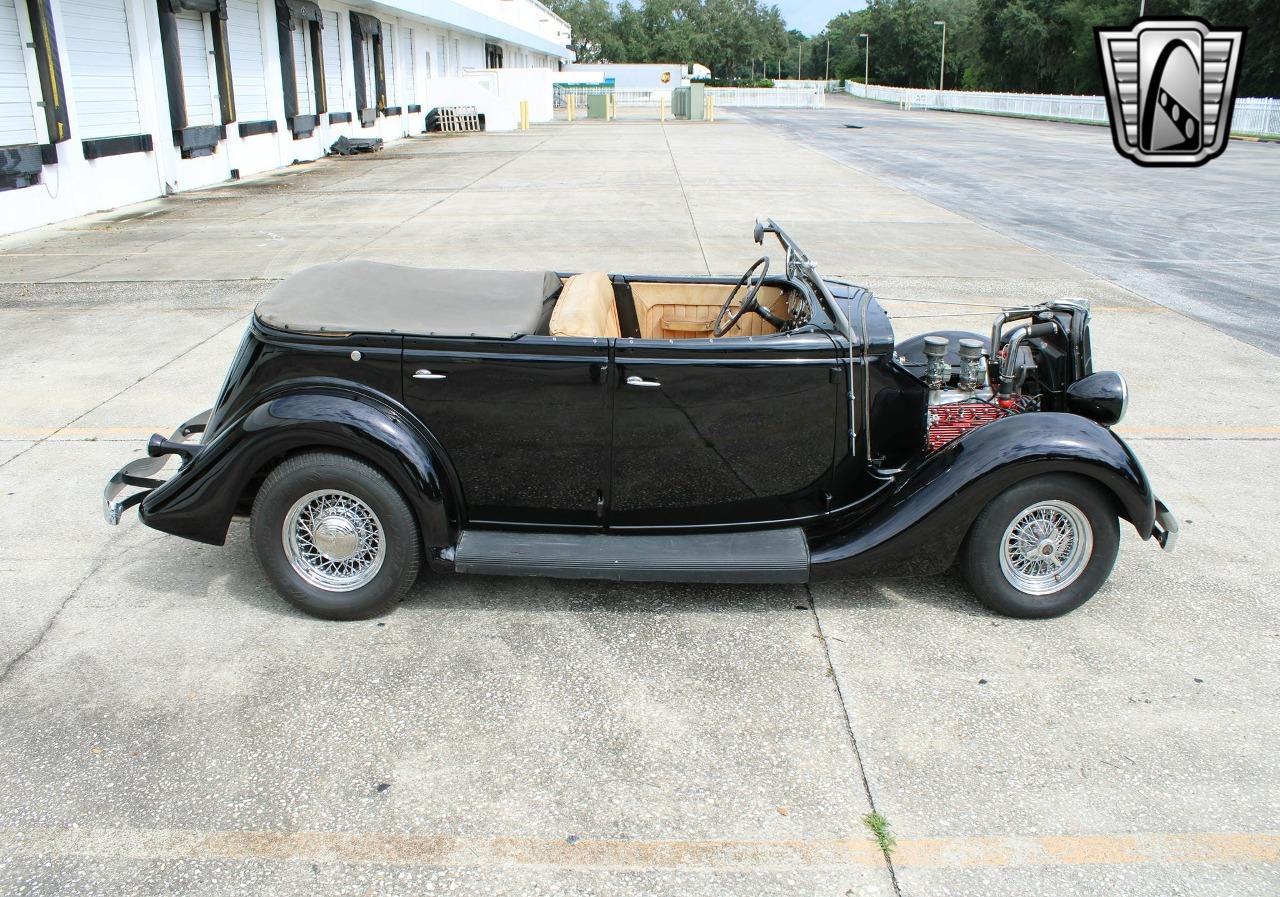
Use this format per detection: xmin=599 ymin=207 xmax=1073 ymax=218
xmin=922 ymin=334 xmax=1004 ymax=452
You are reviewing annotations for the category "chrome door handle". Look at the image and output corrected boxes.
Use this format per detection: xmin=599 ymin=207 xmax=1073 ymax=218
xmin=413 ymin=369 xmax=447 ymax=380
xmin=625 ymin=375 xmax=661 ymax=389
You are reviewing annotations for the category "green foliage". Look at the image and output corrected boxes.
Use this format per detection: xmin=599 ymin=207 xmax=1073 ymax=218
xmin=544 ymin=0 xmax=793 ymax=80
xmin=548 ymin=0 xmax=1277 ymax=97
xmin=862 ymin=811 xmax=897 ymax=855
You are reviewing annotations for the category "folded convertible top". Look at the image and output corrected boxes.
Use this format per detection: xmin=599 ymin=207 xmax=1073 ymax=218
xmin=255 ymin=260 xmax=562 ymax=338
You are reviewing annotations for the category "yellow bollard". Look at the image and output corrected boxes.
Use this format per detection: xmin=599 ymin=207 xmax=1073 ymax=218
xmin=519 ymin=100 xmax=529 ymax=131
xmin=608 ymin=94 xmax=616 ymax=121
xmin=567 ymin=94 xmax=575 ymax=122
xmin=659 ymin=95 xmax=665 ymax=122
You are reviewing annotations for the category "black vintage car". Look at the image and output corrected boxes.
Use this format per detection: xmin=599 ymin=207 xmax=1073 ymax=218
xmin=104 ymin=221 xmax=1177 ymax=620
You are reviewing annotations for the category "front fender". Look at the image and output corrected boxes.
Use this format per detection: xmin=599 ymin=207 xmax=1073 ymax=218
xmin=140 ymin=390 xmax=457 ymax=547
xmin=810 ymin=412 xmax=1156 ymax=579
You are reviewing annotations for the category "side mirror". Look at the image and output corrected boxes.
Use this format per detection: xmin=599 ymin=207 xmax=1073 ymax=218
xmin=753 ymin=219 xmax=765 ymax=245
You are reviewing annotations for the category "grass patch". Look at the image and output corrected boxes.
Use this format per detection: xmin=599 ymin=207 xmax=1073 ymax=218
xmin=862 ymin=811 xmax=897 ymax=855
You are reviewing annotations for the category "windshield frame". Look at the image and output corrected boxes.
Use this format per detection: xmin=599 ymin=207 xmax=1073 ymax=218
xmin=754 ymin=218 xmax=854 ymax=343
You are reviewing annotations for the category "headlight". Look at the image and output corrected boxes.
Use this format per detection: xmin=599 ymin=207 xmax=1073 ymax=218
xmin=1066 ymin=371 xmax=1127 ymax=427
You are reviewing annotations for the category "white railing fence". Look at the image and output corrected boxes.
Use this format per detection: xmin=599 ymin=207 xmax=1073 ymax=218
xmin=552 ymin=84 xmax=825 ymax=110
xmin=1233 ymin=99 xmax=1280 ymax=137
xmin=844 ymin=80 xmax=1280 ymax=137
xmin=771 ymin=79 xmax=843 ymax=93
xmin=708 ymin=87 xmax=824 ymax=108
xmin=553 ymin=85 xmax=670 ymax=108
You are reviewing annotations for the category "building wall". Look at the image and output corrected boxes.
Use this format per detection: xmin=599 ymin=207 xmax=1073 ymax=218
xmin=563 ymin=63 xmax=696 ymax=91
xmin=0 ymin=0 xmax=571 ymax=236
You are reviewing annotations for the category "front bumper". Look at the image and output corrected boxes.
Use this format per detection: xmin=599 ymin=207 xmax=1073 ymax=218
xmin=1153 ymin=497 xmax=1179 ymax=550
xmin=103 ymin=410 xmax=211 ymax=525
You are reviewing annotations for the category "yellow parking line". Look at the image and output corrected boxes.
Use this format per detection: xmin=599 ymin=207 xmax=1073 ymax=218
xmin=0 ymin=827 xmax=1275 ymax=871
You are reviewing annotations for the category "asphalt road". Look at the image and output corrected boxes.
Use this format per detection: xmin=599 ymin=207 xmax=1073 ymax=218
xmin=743 ymin=96 xmax=1280 ymax=356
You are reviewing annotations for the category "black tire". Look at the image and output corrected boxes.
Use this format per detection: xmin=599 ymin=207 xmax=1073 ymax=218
xmin=959 ymin=474 xmax=1119 ymax=618
xmin=250 ymin=451 xmax=420 ymax=620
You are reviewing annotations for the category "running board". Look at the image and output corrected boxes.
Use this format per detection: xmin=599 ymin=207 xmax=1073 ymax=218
xmin=453 ymin=529 xmax=810 ymax=583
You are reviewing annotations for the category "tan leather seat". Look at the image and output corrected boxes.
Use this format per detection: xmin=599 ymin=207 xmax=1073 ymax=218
xmin=549 ymin=272 xmax=620 ymax=338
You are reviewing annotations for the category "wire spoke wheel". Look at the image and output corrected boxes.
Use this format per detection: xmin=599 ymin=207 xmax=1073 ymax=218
xmin=998 ymin=499 xmax=1093 ymax=596
xmin=282 ymin=489 xmax=385 ymax=592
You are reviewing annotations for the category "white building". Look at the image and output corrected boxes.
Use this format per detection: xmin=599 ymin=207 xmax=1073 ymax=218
xmin=0 ymin=0 xmax=572 ymax=235
xmin=561 ymin=62 xmax=710 ymax=91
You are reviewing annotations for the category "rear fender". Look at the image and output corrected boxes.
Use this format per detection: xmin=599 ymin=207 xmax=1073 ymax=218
xmin=810 ymin=412 xmax=1156 ymax=579
xmin=140 ymin=390 xmax=458 ymax=547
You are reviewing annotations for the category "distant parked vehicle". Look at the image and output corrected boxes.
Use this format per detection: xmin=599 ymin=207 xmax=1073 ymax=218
xmin=105 ymin=220 xmax=1176 ymax=620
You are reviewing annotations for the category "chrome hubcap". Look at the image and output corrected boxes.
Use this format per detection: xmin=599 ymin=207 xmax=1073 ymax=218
xmin=999 ymin=499 xmax=1093 ymax=595
xmin=283 ymin=490 xmax=384 ymax=592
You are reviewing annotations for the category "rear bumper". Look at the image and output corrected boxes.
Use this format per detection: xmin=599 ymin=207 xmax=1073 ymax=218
xmin=103 ymin=410 xmax=211 ymax=525
xmin=1153 ymin=497 xmax=1179 ymax=551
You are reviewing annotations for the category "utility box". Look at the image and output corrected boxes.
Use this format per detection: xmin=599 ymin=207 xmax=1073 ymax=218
xmin=587 ymin=94 xmax=609 ymax=119
xmin=672 ymin=84 xmax=706 ymax=120
xmin=672 ymin=87 xmax=689 ymax=119
xmin=688 ymin=81 xmax=706 ymax=120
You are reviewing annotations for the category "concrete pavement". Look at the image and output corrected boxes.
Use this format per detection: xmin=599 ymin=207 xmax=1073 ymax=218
xmin=0 ymin=114 xmax=1276 ymax=897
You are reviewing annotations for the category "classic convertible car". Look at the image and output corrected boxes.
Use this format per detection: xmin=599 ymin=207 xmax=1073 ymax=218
xmin=104 ymin=220 xmax=1177 ymax=620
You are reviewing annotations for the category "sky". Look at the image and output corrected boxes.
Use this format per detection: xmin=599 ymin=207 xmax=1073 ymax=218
xmin=773 ymin=0 xmax=865 ymax=36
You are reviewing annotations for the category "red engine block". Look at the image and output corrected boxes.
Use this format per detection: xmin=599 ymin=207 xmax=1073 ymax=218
xmin=927 ymin=401 xmax=1006 ymax=452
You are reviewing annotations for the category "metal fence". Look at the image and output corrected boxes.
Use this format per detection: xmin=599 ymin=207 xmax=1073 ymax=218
xmin=844 ymin=81 xmax=1280 ymax=137
xmin=552 ymin=84 xmax=825 ymax=110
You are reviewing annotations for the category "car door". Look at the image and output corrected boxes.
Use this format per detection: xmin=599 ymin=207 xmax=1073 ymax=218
xmin=403 ymin=336 xmax=610 ymax=529
xmin=609 ymin=331 xmax=842 ymax=529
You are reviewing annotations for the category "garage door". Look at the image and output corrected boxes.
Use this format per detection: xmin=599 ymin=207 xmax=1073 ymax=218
xmin=381 ymin=22 xmax=395 ymax=105
xmin=62 ymin=0 xmax=142 ymax=140
xmin=175 ymin=10 xmax=215 ymax=126
xmin=361 ymin=32 xmax=375 ymax=108
xmin=0 ymin=0 xmax=38 ymax=146
xmin=322 ymin=8 xmax=342 ymax=111
xmin=398 ymin=26 xmax=414 ymax=105
xmin=291 ymin=19 xmax=312 ymax=115
xmin=227 ymin=0 xmax=268 ymax=120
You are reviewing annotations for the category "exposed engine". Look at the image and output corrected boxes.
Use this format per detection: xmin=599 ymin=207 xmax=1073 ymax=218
xmin=922 ymin=333 xmax=1013 ymax=452
xmin=902 ymin=300 xmax=1103 ymax=453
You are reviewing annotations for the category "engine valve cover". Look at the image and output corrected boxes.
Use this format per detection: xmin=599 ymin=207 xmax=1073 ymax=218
xmin=927 ymin=401 xmax=1005 ymax=452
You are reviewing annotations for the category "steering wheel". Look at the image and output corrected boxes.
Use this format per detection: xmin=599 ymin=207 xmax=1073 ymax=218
xmin=712 ymin=257 xmax=788 ymax=337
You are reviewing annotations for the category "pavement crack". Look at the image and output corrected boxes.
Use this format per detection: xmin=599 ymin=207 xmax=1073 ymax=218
xmin=804 ymin=583 xmax=902 ymax=897
xmin=0 ymin=533 xmax=163 ymax=688
xmin=0 ymin=312 xmax=249 ymax=472
xmin=661 ymin=122 xmax=711 ymax=275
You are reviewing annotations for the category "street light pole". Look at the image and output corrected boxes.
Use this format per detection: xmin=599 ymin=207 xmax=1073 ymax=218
xmin=860 ymin=33 xmax=869 ymax=88
xmin=797 ymin=43 xmax=802 ymax=79
xmin=934 ymin=20 xmax=946 ymax=91
xmin=825 ymin=38 xmax=830 ymax=82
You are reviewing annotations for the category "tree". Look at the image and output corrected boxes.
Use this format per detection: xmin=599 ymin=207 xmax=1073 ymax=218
xmin=1199 ymin=0 xmax=1279 ymax=96
xmin=547 ymin=0 xmax=1278 ymax=97
xmin=545 ymin=0 xmax=625 ymax=62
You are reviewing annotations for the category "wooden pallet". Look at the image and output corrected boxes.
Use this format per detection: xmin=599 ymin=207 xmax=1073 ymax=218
xmin=436 ymin=106 xmax=481 ymax=133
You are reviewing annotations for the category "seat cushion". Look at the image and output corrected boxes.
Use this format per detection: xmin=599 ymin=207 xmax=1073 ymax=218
xmin=550 ymin=272 xmax=620 ymax=339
